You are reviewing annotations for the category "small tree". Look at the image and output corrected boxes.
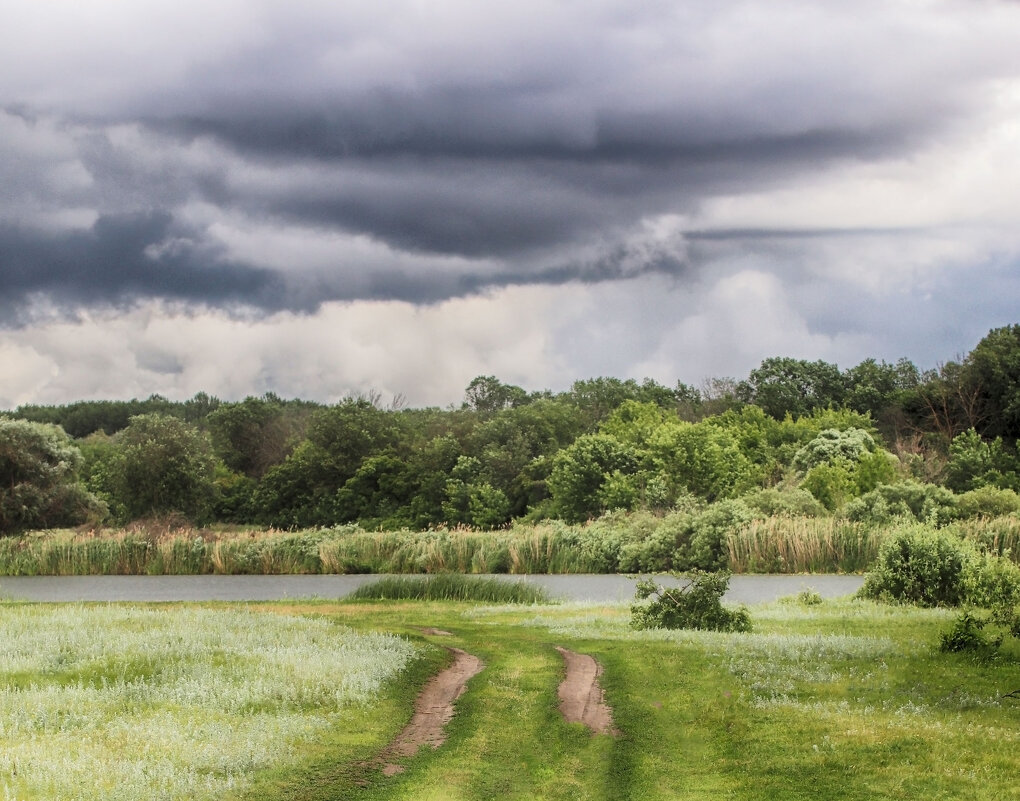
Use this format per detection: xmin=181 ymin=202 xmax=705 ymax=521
xmin=0 ymin=417 xmax=103 ymax=533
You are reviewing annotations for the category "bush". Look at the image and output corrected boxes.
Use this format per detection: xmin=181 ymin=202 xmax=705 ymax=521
xmin=843 ymin=481 xmax=957 ymax=526
xmin=954 ymin=486 xmax=1020 ymax=519
xmin=858 ymin=523 xmax=970 ymax=607
xmin=960 ymin=551 xmax=1020 ymax=610
xmin=684 ymin=499 xmax=752 ymax=570
xmin=741 ymin=487 xmax=827 ymax=518
xmin=793 ymin=428 xmax=876 ymax=471
xmin=939 ymin=610 xmax=1001 ymax=655
xmin=631 ymin=570 xmax=751 ymax=632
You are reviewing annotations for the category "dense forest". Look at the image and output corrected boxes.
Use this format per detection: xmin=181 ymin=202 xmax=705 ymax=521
xmin=2 ymin=324 xmax=1019 ymax=537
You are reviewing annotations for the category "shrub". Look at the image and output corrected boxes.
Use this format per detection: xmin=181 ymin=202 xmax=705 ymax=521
xmin=741 ymin=487 xmax=827 ymax=518
xmin=939 ymin=610 xmax=1001 ymax=655
xmin=793 ymin=427 xmax=876 ymax=471
xmin=954 ymin=486 xmax=1020 ymax=519
xmin=631 ymin=570 xmax=751 ymax=632
xmin=843 ymin=481 xmax=957 ymax=526
xmin=684 ymin=499 xmax=752 ymax=570
xmin=960 ymin=551 xmax=1020 ymax=610
xmin=858 ymin=523 xmax=970 ymax=607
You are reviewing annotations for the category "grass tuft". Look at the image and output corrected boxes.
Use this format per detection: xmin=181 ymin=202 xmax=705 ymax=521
xmin=347 ymin=573 xmax=553 ymax=603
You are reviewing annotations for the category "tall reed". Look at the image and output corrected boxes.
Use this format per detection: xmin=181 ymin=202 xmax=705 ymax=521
xmin=727 ymin=517 xmax=884 ymax=573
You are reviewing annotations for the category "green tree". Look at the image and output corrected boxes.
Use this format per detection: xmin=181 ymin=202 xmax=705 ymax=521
xmin=547 ymin=434 xmax=641 ymax=523
xmin=965 ymin=324 xmax=1020 ymax=442
xmin=207 ymin=395 xmax=300 ymax=478
xmin=463 ymin=376 xmax=529 ymax=415
xmin=944 ymin=428 xmax=1019 ymax=493
xmin=738 ymin=357 xmax=846 ymax=419
xmin=0 ymin=417 xmax=102 ymax=533
xmin=112 ymin=414 xmax=217 ymax=522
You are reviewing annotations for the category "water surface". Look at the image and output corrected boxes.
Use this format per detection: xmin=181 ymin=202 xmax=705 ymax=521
xmin=0 ymin=574 xmax=864 ymax=604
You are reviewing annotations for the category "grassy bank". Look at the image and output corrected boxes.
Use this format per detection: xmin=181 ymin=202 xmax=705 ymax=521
xmin=2 ymin=512 xmax=1019 ymax=576
xmin=1 ymin=596 xmax=1018 ymax=799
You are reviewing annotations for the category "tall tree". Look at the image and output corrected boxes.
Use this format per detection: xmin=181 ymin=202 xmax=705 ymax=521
xmin=0 ymin=417 xmax=101 ymax=533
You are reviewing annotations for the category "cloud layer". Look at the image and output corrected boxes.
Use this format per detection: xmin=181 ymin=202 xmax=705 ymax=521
xmin=2 ymin=1 xmax=1019 ymax=405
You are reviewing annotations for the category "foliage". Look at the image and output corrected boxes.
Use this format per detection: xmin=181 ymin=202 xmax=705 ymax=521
xmin=792 ymin=427 xmax=877 ymax=471
xmin=347 ymin=573 xmax=552 ymax=603
xmin=207 ymin=394 xmax=305 ymax=478
xmin=631 ymin=570 xmax=751 ymax=632
xmin=944 ymin=428 xmax=1019 ymax=492
xmin=684 ymin=499 xmax=753 ymax=570
xmin=737 ymin=357 xmax=845 ymax=419
xmin=858 ymin=523 xmax=971 ymax=607
xmin=938 ymin=610 xmax=1002 ymax=655
xmin=547 ymin=434 xmax=640 ymax=522
xmin=738 ymin=487 xmax=827 ymax=518
xmin=965 ymin=323 xmax=1020 ymax=442
xmin=842 ymin=480 xmax=957 ymax=525
xmin=112 ymin=414 xmax=217 ymax=523
xmin=0 ymin=416 xmax=103 ymax=533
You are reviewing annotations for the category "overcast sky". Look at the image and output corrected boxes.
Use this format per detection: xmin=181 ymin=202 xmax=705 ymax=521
xmin=2 ymin=0 xmax=1019 ymax=409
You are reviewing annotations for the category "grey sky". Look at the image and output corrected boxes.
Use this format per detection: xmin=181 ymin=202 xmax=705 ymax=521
xmin=2 ymin=0 xmax=1019 ymax=408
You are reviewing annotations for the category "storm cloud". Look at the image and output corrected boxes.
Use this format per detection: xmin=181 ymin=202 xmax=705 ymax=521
xmin=1 ymin=0 xmax=1020 ymax=405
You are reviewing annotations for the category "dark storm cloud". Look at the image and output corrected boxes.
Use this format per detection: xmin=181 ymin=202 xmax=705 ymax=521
xmin=0 ymin=213 xmax=284 ymax=322
xmin=2 ymin=0 xmax=1019 ymax=315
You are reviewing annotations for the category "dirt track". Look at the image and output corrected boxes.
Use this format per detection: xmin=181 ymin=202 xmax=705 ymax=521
xmin=555 ymin=646 xmax=618 ymax=735
xmin=375 ymin=646 xmax=484 ymax=776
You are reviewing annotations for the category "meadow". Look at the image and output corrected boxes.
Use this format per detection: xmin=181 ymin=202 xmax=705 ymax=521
xmin=0 ymin=593 xmax=1017 ymax=800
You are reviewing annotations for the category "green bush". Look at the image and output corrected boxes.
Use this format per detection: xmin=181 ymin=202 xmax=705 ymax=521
xmin=631 ymin=570 xmax=751 ymax=632
xmin=960 ymin=551 xmax=1020 ymax=611
xmin=843 ymin=481 xmax=957 ymax=526
xmin=684 ymin=499 xmax=752 ymax=571
xmin=954 ymin=486 xmax=1020 ymax=519
xmin=740 ymin=487 xmax=826 ymax=518
xmin=0 ymin=417 xmax=104 ymax=533
xmin=858 ymin=523 xmax=970 ymax=607
xmin=939 ymin=610 xmax=1001 ymax=655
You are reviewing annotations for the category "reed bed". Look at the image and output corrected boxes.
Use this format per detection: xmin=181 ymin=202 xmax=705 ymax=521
xmin=4 ymin=514 xmax=1017 ymax=577
xmin=726 ymin=518 xmax=884 ymax=574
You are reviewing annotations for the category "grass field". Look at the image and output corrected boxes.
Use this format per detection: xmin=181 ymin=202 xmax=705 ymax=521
xmin=1 ymin=595 xmax=1018 ymax=800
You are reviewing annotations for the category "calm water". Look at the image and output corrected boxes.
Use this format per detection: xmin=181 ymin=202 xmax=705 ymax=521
xmin=0 ymin=574 xmax=864 ymax=604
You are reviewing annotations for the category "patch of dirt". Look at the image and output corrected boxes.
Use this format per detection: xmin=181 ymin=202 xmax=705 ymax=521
xmin=419 ymin=627 xmax=453 ymax=636
xmin=371 ymin=647 xmax=483 ymax=777
xmin=555 ymin=646 xmax=619 ymax=736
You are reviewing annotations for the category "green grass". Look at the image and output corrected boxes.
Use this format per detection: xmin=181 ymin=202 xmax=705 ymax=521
xmin=226 ymin=596 xmax=1020 ymax=801
xmin=2 ymin=595 xmax=1019 ymax=799
xmin=346 ymin=574 xmax=553 ymax=603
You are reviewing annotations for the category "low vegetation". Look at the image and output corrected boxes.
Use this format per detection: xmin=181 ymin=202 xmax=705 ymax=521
xmin=1 ymin=589 xmax=1018 ymax=800
xmin=347 ymin=574 xmax=552 ymax=603
xmin=0 ymin=605 xmax=414 ymax=801
xmin=630 ymin=570 xmax=752 ymax=632
xmin=1 ymin=510 xmax=1017 ymax=577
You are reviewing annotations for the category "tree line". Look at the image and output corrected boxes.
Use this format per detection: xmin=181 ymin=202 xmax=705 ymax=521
xmin=2 ymin=324 xmax=1019 ymax=534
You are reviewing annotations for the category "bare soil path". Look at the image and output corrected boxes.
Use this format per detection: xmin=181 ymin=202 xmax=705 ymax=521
xmin=555 ymin=646 xmax=618 ymax=736
xmin=373 ymin=646 xmax=484 ymax=776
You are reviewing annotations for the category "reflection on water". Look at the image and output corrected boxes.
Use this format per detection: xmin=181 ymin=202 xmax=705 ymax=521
xmin=0 ymin=573 xmax=864 ymax=604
